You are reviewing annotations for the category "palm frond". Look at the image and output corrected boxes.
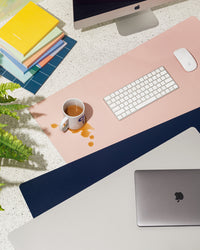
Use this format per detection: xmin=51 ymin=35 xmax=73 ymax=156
xmin=0 ymin=129 xmax=32 ymax=161
xmin=0 ymin=123 xmax=7 ymax=128
xmin=0 ymin=95 xmax=16 ymax=103
xmin=0 ymin=106 xmax=19 ymax=119
xmin=2 ymin=104 xmax=29 ymax=111
xmin=0 ymin=82 xmax=32 ymax=210
xmin=0 ymin=83 xmax=21 ymax=96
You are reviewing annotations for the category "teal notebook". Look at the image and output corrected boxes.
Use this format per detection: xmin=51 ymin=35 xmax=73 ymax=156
xmin=0 ymin=52 xmax=39 ymax=83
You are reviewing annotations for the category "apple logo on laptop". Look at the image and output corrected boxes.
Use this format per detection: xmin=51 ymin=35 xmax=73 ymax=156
xmin=174 ymin=192 xmax=184 ymax=202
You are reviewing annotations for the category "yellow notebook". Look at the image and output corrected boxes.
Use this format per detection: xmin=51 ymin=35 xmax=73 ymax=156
xmin=0 ymin=1 xmax=59 ymax=56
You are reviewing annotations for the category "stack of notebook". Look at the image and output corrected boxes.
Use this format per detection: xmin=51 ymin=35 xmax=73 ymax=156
xmin=0 ymin=1 xmax=71 ymax=93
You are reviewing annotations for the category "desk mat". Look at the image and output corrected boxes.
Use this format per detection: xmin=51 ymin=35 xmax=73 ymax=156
xmin=29 ymin=17 xmax=200 ymax=163
xmin=0 ymin=36 xmax=77 ymax=94
xmin=20 ymin=107 xmax=200 ymax=218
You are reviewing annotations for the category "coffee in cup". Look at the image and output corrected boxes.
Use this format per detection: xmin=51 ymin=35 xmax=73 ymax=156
xmin=65 ymin=105 xmax=83 ymax=117
xmin=60 ymin=98 xmax=85 ymax=132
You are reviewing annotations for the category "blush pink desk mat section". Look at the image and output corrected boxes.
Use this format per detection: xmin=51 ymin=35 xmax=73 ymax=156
xmin=30 ymin=17 xmax=200 ymax=164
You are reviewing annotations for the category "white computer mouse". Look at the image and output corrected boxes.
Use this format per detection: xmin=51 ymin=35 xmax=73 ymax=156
xmin=173 ymin=48 xmax=197 ymax=72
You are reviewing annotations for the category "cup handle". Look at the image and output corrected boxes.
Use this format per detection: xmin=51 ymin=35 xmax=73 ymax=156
xmin=60 ymin=117 xmax=69 ymax=132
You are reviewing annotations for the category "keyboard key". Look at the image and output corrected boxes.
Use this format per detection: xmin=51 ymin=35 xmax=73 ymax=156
xmin=135 ymin=96 xmax=157 ymax=110
xmin=115 ymin=109 xmax=124 ymax=116
xmin=112 ymin=106 xmax=120 ymax=112
xmin=110 ymin=103 xmax=116 ymax=108
xmin=130 ymin=107 xmax=136 ymax=112
xmin=166 ymin=81 xmax=174 ymax=88
xmin=125 ymin=106 xmax=129 ymax=111
xmin=104 ymin=96 xmax=111 ymax=101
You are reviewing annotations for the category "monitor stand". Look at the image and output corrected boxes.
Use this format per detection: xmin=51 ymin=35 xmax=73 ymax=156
xmin=116 ymin=9 xmax=159 ymax=36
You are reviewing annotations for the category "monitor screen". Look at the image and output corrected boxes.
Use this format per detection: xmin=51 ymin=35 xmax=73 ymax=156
xmin=73 ymin=0 xmax=175 ymax=31
xmin=73 ymin=0 xmax=146 ymax=22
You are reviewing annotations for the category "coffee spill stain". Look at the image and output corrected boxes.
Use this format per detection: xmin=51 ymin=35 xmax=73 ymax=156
xmin=51 ymin=122 xmax=95 ymax=147
xmin=51 ymin=123 xmax=58 ymax=128
xmin=88 ymin=141 xmax=94 ymax=147
xmin=70 ymin=123 xmax=95 ymax=147
xmin=69 ymin=123 xmax=94 ymax=138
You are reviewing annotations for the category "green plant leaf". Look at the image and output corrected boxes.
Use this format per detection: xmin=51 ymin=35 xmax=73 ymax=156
xmin=0 ymin=123 xmax=7 ymax=128
xmin=2 ymin=104 xmax=29 ymax=111
xmin=0 ymin=128 xmax=32 ymax=161
xmin=0 ymin=205 xmax=4 ymax=211
xmin=0 ymin=83 xmax=21 ymax=97
xmin=0 ymin=95 xmax=16 ymax=103
xmin=0 ymin=106 xmax=19 ymax=119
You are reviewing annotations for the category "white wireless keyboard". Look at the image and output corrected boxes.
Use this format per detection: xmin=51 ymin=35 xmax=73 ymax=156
xmin=104 ymin=66 xmax=179 ymax=120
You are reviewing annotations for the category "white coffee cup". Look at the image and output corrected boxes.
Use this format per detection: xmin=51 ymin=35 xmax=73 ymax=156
xmin=60 ymin=98 xmax=85 ymax=132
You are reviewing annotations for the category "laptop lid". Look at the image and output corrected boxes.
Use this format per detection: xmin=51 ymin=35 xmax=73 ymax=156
xmin=135 ymin=169 xmax=200 ymax=227
xmin=9 ymin=127 xmax=200 ymax=250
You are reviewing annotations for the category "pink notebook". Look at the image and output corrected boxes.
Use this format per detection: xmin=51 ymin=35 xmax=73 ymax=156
xmin=30 ymin=17 xmax=200 ymax=164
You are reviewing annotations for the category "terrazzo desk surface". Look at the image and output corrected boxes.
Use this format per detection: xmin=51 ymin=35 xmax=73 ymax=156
xmin=0 ymin=0 xmax=200 ymax=249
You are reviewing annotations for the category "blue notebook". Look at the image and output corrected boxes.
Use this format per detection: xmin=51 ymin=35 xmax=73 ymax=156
xmin=20 ymin=108 xmax=200 ymax=218
xmin=0 ymin=36 xmax=77 ymax=94
xmin=0 ymin=48 xmax=28 ymax=73
xmin=24 ymin=39 xmax=65 ymax=72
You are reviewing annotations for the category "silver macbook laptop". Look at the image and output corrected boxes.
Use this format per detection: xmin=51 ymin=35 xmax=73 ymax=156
xmin=135 ymin=169 xmax=200 ymax=227
xmin=9 ymin=127 xmax=200 ymax=250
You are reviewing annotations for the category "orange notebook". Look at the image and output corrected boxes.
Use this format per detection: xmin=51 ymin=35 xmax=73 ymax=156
xmin=23 ymin=33 xmax=65 ymax=68
xmin=0 ymin=1 xmax=59 ymax=56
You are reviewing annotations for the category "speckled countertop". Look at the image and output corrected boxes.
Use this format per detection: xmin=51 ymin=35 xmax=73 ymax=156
xmin=0 ymin=0 xmax=199 ymax=249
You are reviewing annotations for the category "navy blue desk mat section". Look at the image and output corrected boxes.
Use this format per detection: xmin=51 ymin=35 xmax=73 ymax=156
xmin=0 ymin=36 xmax=76 ymax=94
xmin=20 ymin=108 xmax=200 ymax=218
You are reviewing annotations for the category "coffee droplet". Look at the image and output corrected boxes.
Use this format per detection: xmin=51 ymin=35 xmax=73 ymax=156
xmin=51 ymin=123 xmax=58 ymax=128
xmin=90 ymin=135 xmax=94 ymax=139
xmin=88 ymin=141 xmax=94 ymax=147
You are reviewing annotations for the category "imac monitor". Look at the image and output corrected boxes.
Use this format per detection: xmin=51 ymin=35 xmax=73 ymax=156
xmin=73 ymin=0 xmax=175 ymax=35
